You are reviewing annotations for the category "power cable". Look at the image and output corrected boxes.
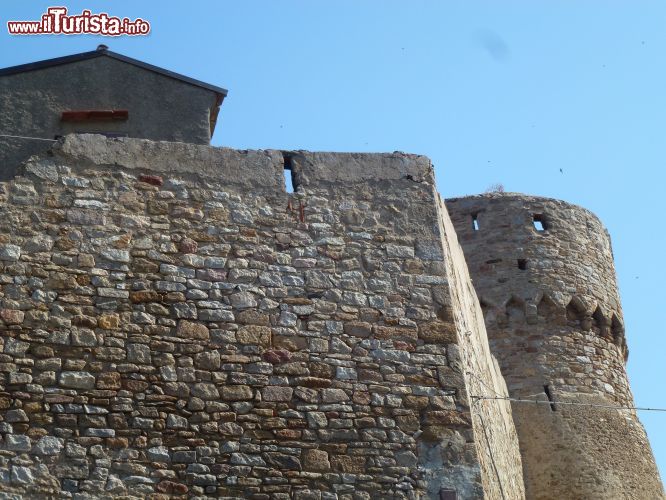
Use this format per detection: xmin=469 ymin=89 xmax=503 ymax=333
xmin=471 ymin=395 xmax=666 ymax=412
xmin=0 ymin=134 xmax=57 ymax=142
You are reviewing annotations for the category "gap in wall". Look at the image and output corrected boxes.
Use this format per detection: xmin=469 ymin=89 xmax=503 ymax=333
xmin=543 ymin=384 xmax=556 ymax=411
xmin=282 ymin=152 xmax=295 ymax=193
xmin=533 ymin=214 xmax=547 ymax=231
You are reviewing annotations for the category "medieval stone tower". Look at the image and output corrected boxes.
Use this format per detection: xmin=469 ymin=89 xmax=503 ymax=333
xmin=446 ymin=193 xmax=663 ymax=499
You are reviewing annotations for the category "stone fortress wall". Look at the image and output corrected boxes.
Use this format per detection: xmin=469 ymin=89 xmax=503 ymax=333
xmin=0 ymin=135 xmax=525 ymax=499
xmin=446 ymin=193 xmax=664 ymax=499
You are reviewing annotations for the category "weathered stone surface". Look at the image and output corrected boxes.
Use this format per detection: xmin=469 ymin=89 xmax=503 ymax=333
xmin=191 ymin=382 xmax=220 ymax=400
xmin=6 ymin=434 xmax=31 ymax=451
xmin=59 ymin=371 xmax=95 ymax=389
xmin=195 ymin=351 xmax=221 ymax=370
xmin=331 ymin=455 xmax=366 ymax=473
xmin=98 ymin=314 xmax=120 ymax=329
xmin=0 ymin=309 xmax=25 ymax=324
xmin=0 ymin=137 xmax=650 ymax=500
xmin=175 ymin=320 xmax=209 ymax=340
xmin=33 ymin=436 xmax=64 ymax=455
xmin=4 ymin=338 xmax=29 ymax=356
xmin=261 ymin=386 xmax=293 ymax=402
xmin=71 ymin=329 xmax=97 ymax=346
xmin=229 ymin=291 xmax=257 ymax=309
xmin=237 ymin=325 xmax=271 ymax=347
xmin=11 ymin=465 xmax=34 ymax=485
xmin=6 ymin=409 xmax=28 ymax=422
xmin=303 ymin=449 xmax=330 ymax=471
xmin=26 ymin=160 xmax=59 ymax=182
xmin=96 ymin=372 xmax=121 ymax=389
xmin=262 ymin=348 xmax=292 ymax=364
xmin=0 ymin=244 xmax=21 ymax=261
xmin=321 ymin=388 xmax=349 ymax=403
xmin=66 ymin=208 xmax=106 ymax=225
xmin=127 ymin=343 xmax=151 ymax=364
xmin=166 ymin=414 xmax=188 ymax=429
xmin=221 ymin=385 xmax=253 ymax=401
xmin=179 ymin=237 xmax=198 ymax=254
xmin=101 ymin=248 xmax=130 ymax=263
xmin=231 ymin=453 xmax=266 ymax=466
xmin=130 ymin=290 xmax=160 ymax=303
xmin=419 ymin=321 xmax=457 ymax=344
xmin=147 ymin=446 xmax=170 ymax=462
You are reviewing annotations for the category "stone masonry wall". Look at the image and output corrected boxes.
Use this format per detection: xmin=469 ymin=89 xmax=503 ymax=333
xmin=446 ymin=193 xmax=664 ymax=500
xmin=0 ymin=135 xmax=523 ymax=499
xmin=434 ymin=197 xmax=524 ymax=500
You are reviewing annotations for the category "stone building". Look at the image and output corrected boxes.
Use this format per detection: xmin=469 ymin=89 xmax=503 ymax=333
xmin=0 ymin=50 xmax=661 ymax=499
xmin=0 ymin=46 xmax=227 ymax=180
xmin=446 ymin=194 xmax=663 ymax=499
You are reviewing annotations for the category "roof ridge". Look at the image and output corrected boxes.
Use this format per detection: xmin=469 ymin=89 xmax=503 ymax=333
xmin=0 ymin=48 xmax=228 ymax=96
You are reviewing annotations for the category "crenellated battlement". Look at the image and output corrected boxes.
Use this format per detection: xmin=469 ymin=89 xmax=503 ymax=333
xmin=477 ymin=291 xmax=627 ymax=358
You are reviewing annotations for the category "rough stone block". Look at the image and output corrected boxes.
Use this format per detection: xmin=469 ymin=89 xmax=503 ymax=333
xmin=261 ymin=386 xmax=293 ymax=402
xmin=221 ymin=385 xmax=253 ymax=401
xmin=97 ymin=314 xmax=120 ymax=329
xmin=236 ymin=325 xmax=271 ymax=347
xmin=0 ymin=245 xmax=21 ymax=261
xmin=59 ymin=371 xmax=96 ymax=389
xmin=321 ymin=388 xmax=349 ymax=403
xmin=0 ymin=309 xmax=24 ymax=325
xmin=303 ymin=449 xmax=331 ymax=471
xmin=96 ymin=372 xmax=121 ymax=390
xmin=175 ymin=321 xmax=209 ymax=340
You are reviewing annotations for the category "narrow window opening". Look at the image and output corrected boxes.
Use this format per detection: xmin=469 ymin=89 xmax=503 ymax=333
xmin=282 ymin=153 xmax=295 ymax=194
xmin=439 ymin=489 xmax=457 ymax=500
xmin=472 ymin=213 xmax=480 ymax=231
xmin=283 ymin=169 xmax=294 ymax=193
xmin=517 ymin=259 xmax=527 ymax=270
xmin=543 ymin=384 xmax=556 ymax=411
xmin=533 ymin=214 xmax=547 ymax=231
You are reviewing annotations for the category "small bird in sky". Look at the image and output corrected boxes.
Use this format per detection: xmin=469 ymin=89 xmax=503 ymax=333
xmin=559 ymin=168 xmax=563 ymax=174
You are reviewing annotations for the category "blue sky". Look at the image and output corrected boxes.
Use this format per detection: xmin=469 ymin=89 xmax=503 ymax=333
xmin=2 ymin=0 xmax=666 ymax=479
